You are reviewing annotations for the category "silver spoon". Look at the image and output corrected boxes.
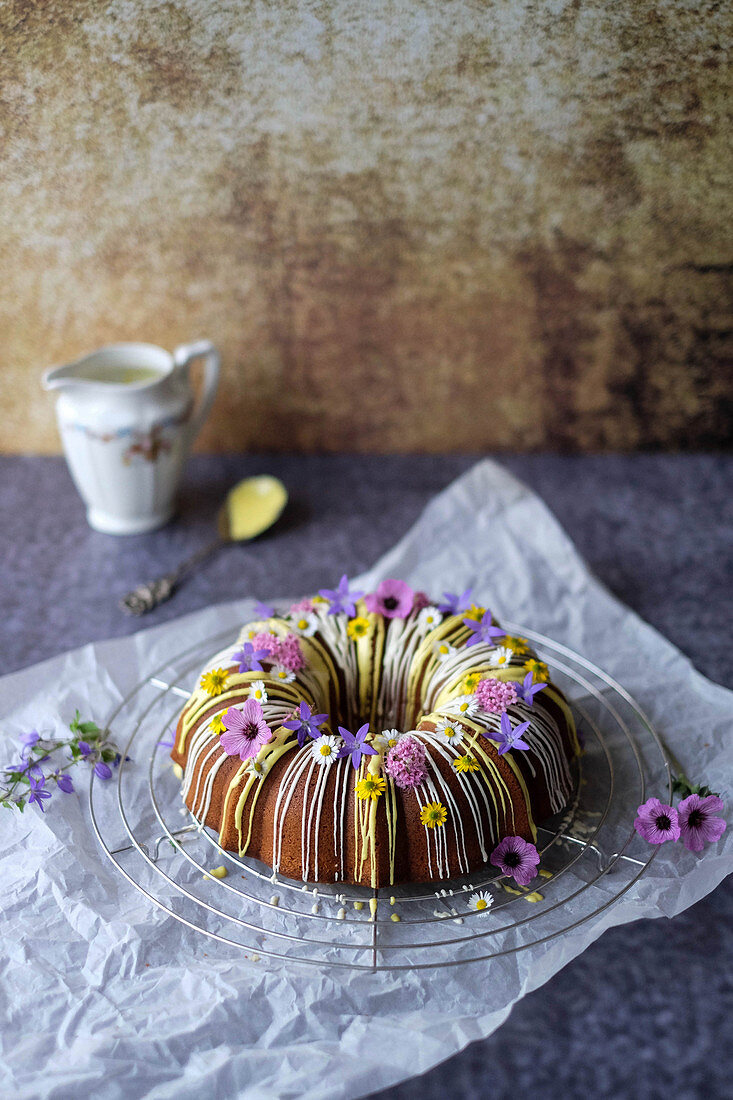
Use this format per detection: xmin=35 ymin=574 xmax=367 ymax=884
xmin=120 ymin=475 xmax=288 ymax=615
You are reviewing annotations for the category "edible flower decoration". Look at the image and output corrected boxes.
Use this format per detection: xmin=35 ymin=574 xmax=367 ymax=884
xmin=253 ymin=600 xmax=275 ymax=618
xmin=468 ymin=890 xmax=493 ymax=912
xmin=200 ymin=668 xmax=230 ymax=695
xmin=420 ymin=801 xmax=447 ymax=828
xmin=364 ymin=579 xmax=415 ymax=620
xmin=416 ymin=606 xmax=442 ymax=633
xmin=489 ymin=646 xmax=514 ymax=667
xmin=462 ymin=671 xmax=482 ymax=693
xmin=438 ymin=587 xmax=473 ymax=615
xmin=2 ymin=711 xmax=124 ymax=813
xmin=453 ymin=754 xmax=481 ymax=774
xmin=515 ymin=671 xmax=547 ymax=705
xmin=282 ymin=701 xmax=329 ymax=748
xmin=432 ymin=640 xmax=456 ymax=663
xmin=220 ymin=700 xmax=272 ymax=761
xmin=635 ymin=778 xmax=726 ymax=852
xmin=435 ymin=717 xmax=464 ymax=745
xmin=249 ymin=680 xmax=268 ymax=704
xmin=502 ymin=635 xmax=531 ymax=655
xmin=384 ymin=735 xmax=427 ymax=789
xmin=210 ymin=714 xmax=227 ymax=734
xmin=356 ymin=774 xmax=387 ymax=801
xmin=347 ymin=616 xmax=371 ymax=640
xmin=336 ymin=724 xmax=378 ymax=769
xmin=291 ymin=611 xmax=318 ymax=637
xmin=319 ymin=574 xmax=364 ymax=617
xmin=524 ymin=657 xmax=549 ymax=683
xmin=475 ymin=678 xmax=519 ymax=714
xmin=463 ymin=610 xmax=505 ymax=648
xmin=374 ymin=728 xmax=404 ymax=752
xmin=232 ymin=642 xmax=269 ymax=674
xmin=311 ymin=735 xmax=340 ymax=766
xmin=491 ymin=836 xmax=540 ymax=885
xmin=486 ymin=712 xmax=531 ymax=755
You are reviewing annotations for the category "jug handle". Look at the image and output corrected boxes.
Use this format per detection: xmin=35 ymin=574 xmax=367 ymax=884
xmin=173 ymin=340 xmax=220 ymax=442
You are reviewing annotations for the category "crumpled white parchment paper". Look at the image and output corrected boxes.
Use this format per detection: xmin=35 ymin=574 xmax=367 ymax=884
xmin=1 ymin=459 xmax=731 ymax=1100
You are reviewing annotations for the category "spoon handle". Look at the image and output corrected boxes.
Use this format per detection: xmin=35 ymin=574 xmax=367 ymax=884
xmin=120 ymin=537 xmax=226 ymax=615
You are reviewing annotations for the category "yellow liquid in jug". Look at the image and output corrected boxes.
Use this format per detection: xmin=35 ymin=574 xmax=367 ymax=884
xmin=76 ymin=365 xmax=162 ymax=385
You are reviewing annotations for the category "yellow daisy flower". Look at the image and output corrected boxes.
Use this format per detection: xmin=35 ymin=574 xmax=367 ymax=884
xmin=200 ymin=668 xmax=229 ymax=696
xmin=453 ymin=754 xmax=481 ymax=774
xmin=465 ymin=604 xmax=486 ymax=621
xmin=420 ymin=801 xmax=447 ymax=828
xmin=462 ymin=671 xmax=482 ymax=693
xmin=356 ymin=775 xmax=387 ymax=801
xmin=524 ymin=658 xmax=550 ymax=683
xmin=210 ymin=714 xmax=226 ymax=735
xmin=312 ymin=594 xmax=329 ymax=605
xmin=503 ymin=636 xmax=531 ymax=656
xmin=347 ymin=616 xmax=371 ymax=641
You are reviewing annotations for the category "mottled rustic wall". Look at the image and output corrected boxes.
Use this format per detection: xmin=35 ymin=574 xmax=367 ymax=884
xmin=1 ymin=0 xmax=731 ymax=453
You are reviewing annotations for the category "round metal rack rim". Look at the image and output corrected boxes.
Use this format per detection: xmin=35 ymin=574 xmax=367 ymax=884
xmin=89 ymin=619 xmax=670 ymax=971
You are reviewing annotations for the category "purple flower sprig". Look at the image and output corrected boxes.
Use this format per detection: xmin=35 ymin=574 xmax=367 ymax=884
xmin=1 ymin=710 xmax=125 ymax=813
xmin=319 ymin=574 xmax=364 ymax=617
xmin=634 ymin=772 xmax=726 ymax=853
xmin=463 ymin=610 xmax=505 ymax=649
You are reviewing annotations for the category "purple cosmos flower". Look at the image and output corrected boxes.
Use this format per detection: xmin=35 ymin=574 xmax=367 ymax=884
xmin=282 ymin=701 xmax=329 ymax=748
xmin=232 ymin=642 xmax=270 ymax=674
xmin=634 ymin=798 xmax=681 ymax=844
xmin=319 ymin=574 xmax=364 ymax=617
xmin=94 ymin=761 xmax=113 ymax=780
xmin=253 ymin=601 xmax=275 ymax=619
xmin=677 ymin=793 xmax=726 ymax=852
xmin=336 ymin=724 xmax=378 ymax=769
xmin=490 ymin=836 xmax=540 ymax=886
xmin=463 ymin=609 xmax=506 ymax=648
xmin=515 ymin=671 xmax=547 ymax=706
xmin=486 ymin=712 xmax=531 ymax=755
xmin=19 ymin=730 xmax=41 ymax=758
xmin=56 ymin=774 xmax=75 ymax=794
xmin=438 ymin=587 xmax=473 ymax=615
xmin=364 ymin=579 xmax=415 ymax=619
xmin=28 ymin=774 xmax=52 ymax=812
xmin=220 ymin=700 xmax=272 ymax=761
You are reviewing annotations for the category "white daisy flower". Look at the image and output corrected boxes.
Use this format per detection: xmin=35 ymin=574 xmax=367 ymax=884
xmin=444 ymin=695 xmax=480 ymax=719
xmin=373 ymin=728 xmax=405 ymax=752
xmin=416 ymin=606 xmax=442 ymax=633
xmin=248 ymin=757 xmax=269 ymax=780
xmin=311 ymin=735 xmax=340 ymax=766
xmin=249 ymin=680 xmax=268 ymax=704
xmin=435 ymin=717 xmax=464 ymax=745
xmin=272 ymin=664 xmax=296 ymax=684
xmin=291 ymin=611 xmax=318 ymax=637
xmin=468 ymin=890 xmax=493 ymax=912
xmin=432 ymin=640 xmax=457 ymax=663
xmin=489 ymin=646 xmax=514 ymax=667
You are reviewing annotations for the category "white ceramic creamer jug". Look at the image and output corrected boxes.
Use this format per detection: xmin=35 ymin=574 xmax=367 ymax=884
xmin=42 ymin=341 xmax=220 ymax=534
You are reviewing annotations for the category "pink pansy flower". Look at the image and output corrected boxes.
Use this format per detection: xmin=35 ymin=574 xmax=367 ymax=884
xmin=220 ymin=700 xmax=272 ymax=761
xmin=490 ymin=836 xmax=540 ymax=886
xmin=364 ymin=579 xmax=415 ymax=619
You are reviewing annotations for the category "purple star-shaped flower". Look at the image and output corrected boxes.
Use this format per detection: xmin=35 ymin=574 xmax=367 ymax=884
xmin=438 ymin=587 xmax=473 ymax=615
xmin=78 ymin=741 xmax=93 ymax=758
xmin=515 ymin=672 xmax=547 ymax=706
xmin=319 ymin=574 xmax=364 ymax=617
xmin=28 ymin=774 xmax=52 ymax=812
xmin=463 ymin=609 xmax=505 ymax=648
xmin=253 ymin=601 xmax=275 ymax=619
xmin=486 ymin=712 xmax=531 ymax=755
xmin=19 ymin=730 xmax=40 ymax=758
xmin=336 ymin=724 xmax=378 ymax=769
xmin=232 ymin=642 xmax=270 ymax=674
xmin=56 ymin=774 xmax=75 ymax=794
xmin=282 ymin=701 xmax=329 ymax=748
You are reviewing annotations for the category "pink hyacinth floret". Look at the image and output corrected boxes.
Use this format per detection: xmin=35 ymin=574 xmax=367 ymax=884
xmin=289 ymin=597 xmax=316 ymax=613
xmin=475 ymin=678 xmax=519 ymax=714
xmin=251 ymin=632 xmax=279 ymax=656
xmin=276 ymin=633 xmax=306 ymax=672
xmin=384 ymin=735 xmax=427 ymax=790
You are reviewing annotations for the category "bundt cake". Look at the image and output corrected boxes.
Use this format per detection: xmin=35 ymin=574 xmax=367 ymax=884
xmin=171 ymin=578 xmax=580 ymax=888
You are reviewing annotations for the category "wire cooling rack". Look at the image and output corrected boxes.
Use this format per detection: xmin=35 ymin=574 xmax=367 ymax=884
xmin=89 ymin=623 xmax=671 ymax=971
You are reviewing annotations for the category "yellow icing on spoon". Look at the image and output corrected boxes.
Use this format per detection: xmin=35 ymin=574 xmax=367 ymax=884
xmin=222 ymin=476 xmax=288 ymax=541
